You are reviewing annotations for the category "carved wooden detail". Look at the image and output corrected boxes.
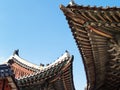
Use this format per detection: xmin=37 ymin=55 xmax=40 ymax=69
xmin=60 ymin=3 xmax=120 ymax=90
xmin=106 ymin=39 xmax=120 ymax=89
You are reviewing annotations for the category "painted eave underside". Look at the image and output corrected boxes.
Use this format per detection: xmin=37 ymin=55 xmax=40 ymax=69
xmin=5 ymin=53 xmax=43 ymax=72
xmin=17 ymin=52 xmax=75 ymax=90
xmin=60 ymin=4 xmax=120 ymax=90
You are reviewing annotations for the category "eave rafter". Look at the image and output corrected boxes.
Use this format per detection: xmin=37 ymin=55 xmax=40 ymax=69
xmin=17 ymin=52 xmax=75 ymax=90
xmin=60 ymin=4 xmax=120 ymax=90
xmin=60 ymin=4 xmax=114 ymax=39
xmin=60 ymin=5 xmax=97 ymax=90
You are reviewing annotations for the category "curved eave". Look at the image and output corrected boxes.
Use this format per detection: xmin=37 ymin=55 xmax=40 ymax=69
xmin=6 ymin=54 xmax=42 ymax=72
xmin=60 ymin=4 xmax=96 ymax=90
xmin=61 ymin=55 xmax=75 ymax=90
xmin=60 ymin=4 xmax=120 ymax=90
xmin=17 ymin=52 xmax=72 ymax=83
xmin=61 ymin=4 xmax=120 ymax=34
xmin=17 ymin=53 xmax=75 ymax=90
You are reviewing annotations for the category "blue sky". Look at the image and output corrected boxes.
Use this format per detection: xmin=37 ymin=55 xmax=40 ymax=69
xmin=0 ymin=0 xmax=119 ymax=90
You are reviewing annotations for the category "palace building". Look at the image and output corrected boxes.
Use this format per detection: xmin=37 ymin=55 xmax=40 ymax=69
xmin=60 ymin=1 xmax=120 ymax=90
xmin=0 ymin=50 xmax=75 ymax=90
xmin=1 ymin=1 xmax=120 ymax=90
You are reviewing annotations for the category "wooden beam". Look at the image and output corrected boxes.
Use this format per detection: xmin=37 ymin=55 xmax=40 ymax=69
xmin=87 ymin=26 xmax=113 ymax=38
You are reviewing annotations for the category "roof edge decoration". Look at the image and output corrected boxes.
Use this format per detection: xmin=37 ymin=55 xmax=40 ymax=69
xmin=18 ymin=51 xmax=72 ymax=80
xmin=60 ymin=4 xmax=92 ymax=90
xmin=69 ymin=0 xmax=77 ymax=6
xmin=1 ymin=50 xmax=75 ymax=90
xmin=16 ymin=51 xmax=75 ymax=90
xmin=5 ymin=50 xmax=43 ymax=71
xmin=60 ymin=3 xmax=120 ymax=90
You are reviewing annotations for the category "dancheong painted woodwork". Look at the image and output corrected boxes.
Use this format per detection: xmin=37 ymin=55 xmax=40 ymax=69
xmin=0 ymin=64 xmax=19 ymax=90
xmin=60 ymin=1 xmax=120 ymax=90
xmin=0 ymin=50 xmax=75 ymax=90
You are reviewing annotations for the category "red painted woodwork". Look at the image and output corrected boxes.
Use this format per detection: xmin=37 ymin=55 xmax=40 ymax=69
xmin=11 ymin=63 xmax=34 ymax=78
xmin=0 ymin=79 xmax=11 ymax=90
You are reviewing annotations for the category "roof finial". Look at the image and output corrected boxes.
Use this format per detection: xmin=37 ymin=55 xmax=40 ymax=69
xmin=13 ymin=49 xmax=19 ymax=56
xmin=69 ymin=0 xmax=76 ymax=6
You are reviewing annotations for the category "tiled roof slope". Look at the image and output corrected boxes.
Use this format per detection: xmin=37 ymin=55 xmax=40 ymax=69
xmin=60 ymin=2 xmax=120 ymax=90
xmin=17 ymin=52 xmax=75 ymax=90
xmin=5 ymin=50 xmax=43 ymax=78
xmin=6 ymin=50 xmax=42 ymax=72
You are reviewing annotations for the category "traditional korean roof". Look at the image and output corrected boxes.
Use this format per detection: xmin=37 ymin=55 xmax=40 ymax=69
xmin=0 ymin=64 xmax=13 ymax=78
xmin=60 ymin=2 xmax=120 ymax=90
xmin=6 ymin=50 xmax=42 ymax=73
xmin=17 ymin=52 xmax=75 ymax=90
xmin=0 ymin=64 xmax=19 ymax=90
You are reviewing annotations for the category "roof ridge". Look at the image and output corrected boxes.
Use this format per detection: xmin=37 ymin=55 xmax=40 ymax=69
xmin=13 ymin=54 xmax=42 ymax=69
xmin=17 ymin=51 xmax=72 ymax=80
xmin=5 ymin=54 xmax=42 ymax=71
xmin=67 ymin=4 xmax=120 ymax=10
